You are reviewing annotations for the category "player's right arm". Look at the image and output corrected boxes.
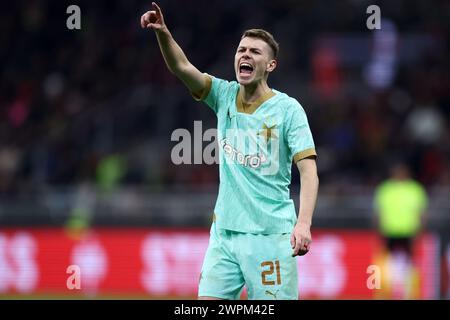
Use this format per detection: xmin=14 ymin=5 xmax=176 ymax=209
xmin=140 ymin=2 xmax=207 ymax=97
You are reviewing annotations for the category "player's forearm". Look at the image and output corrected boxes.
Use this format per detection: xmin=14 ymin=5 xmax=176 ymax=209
xmin=155 ymin=28 xmax=190 ymax=76
xmin=297 ymin=167 xmax=319 ymax=226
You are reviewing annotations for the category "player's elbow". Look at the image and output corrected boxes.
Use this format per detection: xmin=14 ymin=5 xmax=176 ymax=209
xmin=167 ymin=64 xmax=181 ymax=76
xmin=171 ymin=61 xmax=191 ymax=77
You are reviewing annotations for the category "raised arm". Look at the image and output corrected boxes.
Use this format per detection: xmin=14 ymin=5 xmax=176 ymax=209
xmin=291 ymin=157 xmax=319 ymax=256
xmin=140 ymin=2 xmax=207 ymax=96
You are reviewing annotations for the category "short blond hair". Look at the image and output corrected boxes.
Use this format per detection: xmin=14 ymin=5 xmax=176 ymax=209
xmin=241 ymin=29 xmax=279 ymax=58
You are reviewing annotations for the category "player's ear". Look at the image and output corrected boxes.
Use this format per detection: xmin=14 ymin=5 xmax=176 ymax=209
xmin=267 ymin=59 xmax=277 ymax=73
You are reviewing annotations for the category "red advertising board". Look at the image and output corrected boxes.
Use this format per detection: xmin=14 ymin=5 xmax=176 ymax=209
xmin=0 ymin=228 xmax=440 ymax=299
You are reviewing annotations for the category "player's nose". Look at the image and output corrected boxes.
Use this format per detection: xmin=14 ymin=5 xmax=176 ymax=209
xmin=241 ymin=49 xmax=251 ymax=58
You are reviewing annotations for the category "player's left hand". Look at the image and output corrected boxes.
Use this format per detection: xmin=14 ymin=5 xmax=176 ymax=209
xmin=140 ymin=2 xmax=166 ymax=32
xmin=290 ymin=222 xmax=312 ymax=257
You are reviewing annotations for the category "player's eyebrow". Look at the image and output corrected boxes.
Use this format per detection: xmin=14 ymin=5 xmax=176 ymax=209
xmin=237 ymin=46 xmax=262 ymax=53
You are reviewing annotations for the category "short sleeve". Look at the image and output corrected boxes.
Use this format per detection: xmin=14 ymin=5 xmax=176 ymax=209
xmin=191 ymin=74 xmax=233 ymax=114
xmin=191 ymin=74 xmax=212 ymax=101
xmin=285 ymin=100 xmax=317 ymax=163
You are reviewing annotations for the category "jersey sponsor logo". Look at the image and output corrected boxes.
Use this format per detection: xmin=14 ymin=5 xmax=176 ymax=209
xmin=220 ymin=126 xmax=280 ymax=175
xmin=220 ymin=137 xmax=267 ymax=169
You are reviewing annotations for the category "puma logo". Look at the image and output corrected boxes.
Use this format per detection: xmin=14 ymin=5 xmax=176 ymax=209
xmin=265 ymin=289 xmax=279 ymax=300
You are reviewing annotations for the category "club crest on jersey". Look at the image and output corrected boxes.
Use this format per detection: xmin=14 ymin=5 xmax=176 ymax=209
xmin=258 ymin=122 xmax=278 ymax=143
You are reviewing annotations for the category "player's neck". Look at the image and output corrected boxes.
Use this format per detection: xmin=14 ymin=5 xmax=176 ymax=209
xmin=240 ymin=81 xmax=271 ymax=103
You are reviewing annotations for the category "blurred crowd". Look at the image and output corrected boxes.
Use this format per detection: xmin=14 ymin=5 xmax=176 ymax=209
xmin=1 ymin=0 xmax=449 ymax=195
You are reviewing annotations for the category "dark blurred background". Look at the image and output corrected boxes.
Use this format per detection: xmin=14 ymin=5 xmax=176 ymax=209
xmin=0 ymin=0 xmax=448 ymax=226
xmin=0 ymin=0 xmax=449 ymax=299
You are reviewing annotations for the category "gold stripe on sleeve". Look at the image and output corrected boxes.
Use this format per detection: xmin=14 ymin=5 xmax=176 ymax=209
xmin=293 ymin=148 xmax=317 ymax=163
xmin=191 ymin=74 xmax=212 ymax=101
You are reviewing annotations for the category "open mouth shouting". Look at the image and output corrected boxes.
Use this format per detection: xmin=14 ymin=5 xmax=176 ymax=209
xmin=239 ymin=62 xmax=254 ymax=78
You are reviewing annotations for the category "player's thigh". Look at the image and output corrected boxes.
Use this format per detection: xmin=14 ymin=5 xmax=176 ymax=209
xmin=198 ymin=223 xmax=245 ymax=300
xmin=238 ymin=232 xmax=298 ymax=300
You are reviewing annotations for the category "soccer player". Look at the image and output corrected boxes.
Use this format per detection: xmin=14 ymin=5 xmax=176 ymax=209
xmin=140 ymin=2 xmax=319 ymax=300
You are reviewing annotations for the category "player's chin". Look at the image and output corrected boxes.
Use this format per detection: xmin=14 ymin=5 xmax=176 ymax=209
xmin=236 ymin=73 xmax=254 ymax=85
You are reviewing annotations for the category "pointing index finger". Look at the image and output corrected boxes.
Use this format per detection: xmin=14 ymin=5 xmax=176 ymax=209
xmin=152 ymin=2 xmax=162 ymax=14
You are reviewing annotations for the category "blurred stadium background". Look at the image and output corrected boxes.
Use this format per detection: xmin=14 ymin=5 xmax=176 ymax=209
xmin=0 ymin=0 xmax=449 ymax=299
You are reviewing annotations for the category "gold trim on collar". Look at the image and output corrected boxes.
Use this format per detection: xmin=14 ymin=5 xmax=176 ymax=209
xmin=236 ymin=89 xmax=276 ymax=114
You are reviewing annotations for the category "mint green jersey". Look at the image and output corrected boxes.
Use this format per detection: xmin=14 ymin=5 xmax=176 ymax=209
xmin=198 ymin=75 xmax=316 ymax=234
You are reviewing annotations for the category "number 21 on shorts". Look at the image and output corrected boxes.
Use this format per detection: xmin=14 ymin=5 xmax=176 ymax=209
xmin=261 ymin=260 xmax=281 ymax=285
